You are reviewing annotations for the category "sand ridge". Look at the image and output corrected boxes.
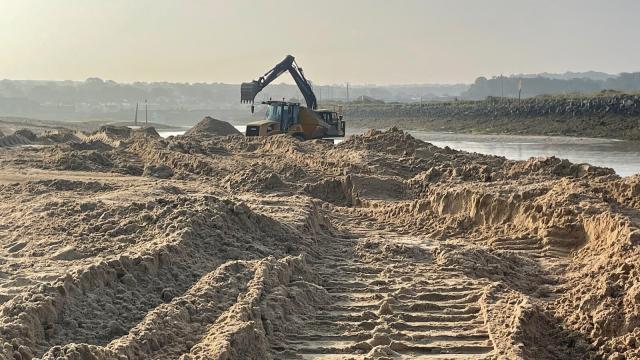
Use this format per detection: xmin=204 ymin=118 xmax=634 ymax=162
xmin=0 ymin=125 xmax=637 ymax=359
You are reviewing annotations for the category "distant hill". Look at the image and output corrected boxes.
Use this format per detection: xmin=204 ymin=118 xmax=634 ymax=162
xmin=0 ymin=79 xmax=467 ymax=126
xmin=463 ymin=72 xmax=640 ymax=99
xmin=2 ymin=72 xmax=639 ymax=125
xmin=512 ymin=71 xmax=616 ymax=81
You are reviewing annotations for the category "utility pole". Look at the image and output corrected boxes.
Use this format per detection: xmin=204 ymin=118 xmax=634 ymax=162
xmin=346 ymin=82 xmax=350 ymax=102
xmin=518 ymin=79 xmax=523 ymax=102
xmin=500 ymin=74 xmax=504 ymax=98
xmin=134 ymin=103 xmax=138 ymax=126
xmin=144 ymin=99 xmax=148 ymax=124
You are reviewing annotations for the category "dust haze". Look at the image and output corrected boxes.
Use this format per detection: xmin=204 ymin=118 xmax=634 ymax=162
xmin=1 ymin=2 xmax=640 ymax=360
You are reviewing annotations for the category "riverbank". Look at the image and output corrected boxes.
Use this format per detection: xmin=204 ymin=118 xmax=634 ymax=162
xmin=408 ymin=131 xmax=640 ymax=177
xmin=341 ymin=92 xmax=640 ymax=141
xmin=0 ymin=116 xmax=181 ymax=135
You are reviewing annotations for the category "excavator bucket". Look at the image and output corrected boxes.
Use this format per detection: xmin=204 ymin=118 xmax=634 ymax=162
xmin=241 ymin=81 xmax=260 ymax=104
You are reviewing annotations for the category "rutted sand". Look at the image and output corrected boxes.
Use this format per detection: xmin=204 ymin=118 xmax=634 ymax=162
xmin=0 ymin=125 xmax=638 ymax=359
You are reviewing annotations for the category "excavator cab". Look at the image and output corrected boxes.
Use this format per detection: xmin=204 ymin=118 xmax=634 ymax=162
xmin=245 ymin=101 xmax=301 ymax=137
xmin=265 ymin=101 xmax=299 ymax=131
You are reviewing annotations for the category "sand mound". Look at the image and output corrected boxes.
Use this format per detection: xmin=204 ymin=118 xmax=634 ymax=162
xmin=52 ymin=149 xmax=114 ymax=171
xmin=184 ymin=117 xmax=241 ymax=137
xmin=223 ymin=169 xmax=286 ymax=192
xmin=143 ymin=163 xmax=174 ymax=179
xmin=98 ymin=125 xmax=132 ymax=140
xmin=507 ymin=156 xmax=616 ymax=178
xmin=2 ymin=126 xmax=640 ymax=359
xmin=603 ymin=174 xmax=640 ymax=209
xmin=338 ymin=126 xmax=441 ymax=158
xmin=554 ymin=214 xmax=640 ymax=359
xmin=132 ymin=126 xmax=160 ymax=138
xmin=13 ymin=129 xmax=38 ymax=141
xmin=42 ymin=130 xmax=82 ymax=144
xmin=0 ymin=133 xmax=32 ymax=147
xmin=68 ymin=140 xmax=112 ymax=151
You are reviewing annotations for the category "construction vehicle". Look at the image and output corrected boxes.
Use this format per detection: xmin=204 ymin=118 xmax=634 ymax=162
xmin=241 ymin=55 xmax=345 ymax=140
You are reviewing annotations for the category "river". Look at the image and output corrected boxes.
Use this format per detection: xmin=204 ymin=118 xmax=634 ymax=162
xmin=157 ymin=126 xmax=640 ymax=177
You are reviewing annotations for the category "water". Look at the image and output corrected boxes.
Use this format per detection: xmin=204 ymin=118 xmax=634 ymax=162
xmin=408 ymin=132 xmax=640 ymax=177
xmin=157 ymin=126 xmax=640 ymax=177
xmin=157 ymin=129 xmax=189 ymax=137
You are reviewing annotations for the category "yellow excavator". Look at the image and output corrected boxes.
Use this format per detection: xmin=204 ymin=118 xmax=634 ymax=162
xmin=241 ymin=55 xmax=345 ymax=140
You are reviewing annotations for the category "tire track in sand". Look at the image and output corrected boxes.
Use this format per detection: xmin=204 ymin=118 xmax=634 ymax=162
xmin=272 ymin=233 xmax=495 ymax=359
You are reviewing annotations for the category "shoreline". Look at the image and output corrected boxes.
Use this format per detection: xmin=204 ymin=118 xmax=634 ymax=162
xmin=346 ymin=115 xmax=640 ymax=142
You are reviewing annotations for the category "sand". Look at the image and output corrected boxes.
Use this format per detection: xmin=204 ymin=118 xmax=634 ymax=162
xmin=0 ymin=126 xmax=637 ymax=359
xmin=183 ymin=117 xmax=242 ymax=137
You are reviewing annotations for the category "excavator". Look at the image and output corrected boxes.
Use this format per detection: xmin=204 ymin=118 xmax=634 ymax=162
xmin=241 ymin=55 xmax=345 ymax=140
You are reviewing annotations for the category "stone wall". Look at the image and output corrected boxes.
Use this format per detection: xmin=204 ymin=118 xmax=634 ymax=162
xmin=345 ymin=94 xmax=640 ymax=119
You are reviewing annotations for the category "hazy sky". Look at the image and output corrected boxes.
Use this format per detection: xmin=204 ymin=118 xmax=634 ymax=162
xmin=2 ymin=0 xmax=640 ymax=84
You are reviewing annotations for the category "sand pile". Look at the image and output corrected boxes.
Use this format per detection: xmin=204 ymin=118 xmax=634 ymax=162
xmin=0 ymin=132 xmax=33 ymax=148
xmin=0 ymin=180 xmax=321 ymax=359
xmin=339 ymin=126 xmax=441 ymax=158
xmin=554 ymin=214 xmax=640 ymax=359
xmin=0 ymin=127 xmax=638 ymax=359
xmin=44 ymin=143 xmax=145 ymax=176
xmin=60 ymin=125 xmax=158 ymax=150
xmin=97 ymin=125 xmax=132 ymax=140
xmin=142 ymin=163 xmax=173 ymax=179
xmin=41 ymin=130 xmax=82 ymax=144
xmin=603 ymin=174 xmax=640 ymax=209
xmin=506 ymin=156 xmax=616 ymax=179
xmin=132 ymin=126 xmax=160 ymax=138
xmin=13 ymin=129 xmax=37 ymax=142
xmin=68 ymin=140 xmax=113 ymax=152
xmin=184 ymin=117 xmax=241 ymax=137
xmin=223 ymin=169 xmax=286 ymax=193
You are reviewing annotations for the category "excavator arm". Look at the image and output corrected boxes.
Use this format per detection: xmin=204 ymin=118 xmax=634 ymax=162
xmin=241 ymin=55 xmax=318 ymax=111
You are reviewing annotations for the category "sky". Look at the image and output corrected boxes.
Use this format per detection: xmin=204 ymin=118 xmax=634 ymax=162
xmin=2 ymin=0 xmax=640 ymax=85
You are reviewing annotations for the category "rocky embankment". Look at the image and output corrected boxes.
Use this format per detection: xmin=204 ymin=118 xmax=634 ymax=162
xmin=345 ymin=93 xmax=640 ymax=140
